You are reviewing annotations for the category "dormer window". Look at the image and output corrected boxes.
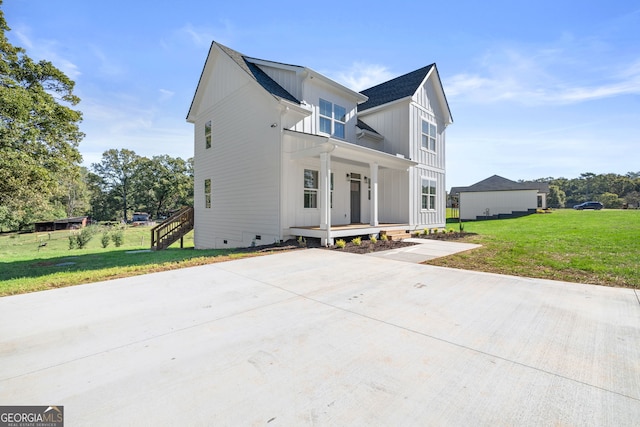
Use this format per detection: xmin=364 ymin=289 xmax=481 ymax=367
xmin=421 ymin=119 xmax=436 ymax=151
xmin=319 ymin=99 xmax=346 ymax=139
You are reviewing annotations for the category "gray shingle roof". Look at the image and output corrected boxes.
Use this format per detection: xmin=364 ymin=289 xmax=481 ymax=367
xmin=358 ymin=64 xmax=434 ymax=112
xmin=451 ymin=175 xmax=549 ymax=194
xmin=216 ymin=43 xmax=301 ymax=104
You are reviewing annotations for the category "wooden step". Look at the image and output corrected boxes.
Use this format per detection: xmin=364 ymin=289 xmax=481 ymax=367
xmin=381 ymin=230 xmax=411 ymax=241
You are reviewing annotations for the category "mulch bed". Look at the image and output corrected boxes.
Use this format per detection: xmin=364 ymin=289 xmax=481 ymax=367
xmin=248 ymin=231 xmax=477 ymax=255
xmin=413 ymin=231 xmax=477 ymax=241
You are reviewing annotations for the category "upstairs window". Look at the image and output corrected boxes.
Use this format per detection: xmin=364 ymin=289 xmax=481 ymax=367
xmin=421 ymin=178 xmax=436 ymax=210
xmin=204 ymin=178 xmax=211 ymax=208
xmin=319 ymin=99 xmax=346 ymax=139
xmin=421 ymin=120 xmax=436 ymax=151
xmin=205 ymin=120 xmax=212 ymax=149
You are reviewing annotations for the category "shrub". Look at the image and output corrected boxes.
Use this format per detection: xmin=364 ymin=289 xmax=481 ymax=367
xmin=352 ymin=237 xmax=362 ymax=246
xmin=370 ymin=234 xmax=377 ymax=244
xmin=68 ymin=226 xmax=97 ymax=250
xmin=335 ymin=239 xmax=346 ymax=249
xmin=297 ymin=236 xmax=306 ymax=247
xmin=112 ymin=229 xmax=124 ymax=247
xmin=68 ymin=235 xmax=77 ymax=250
xmin=76 ymin=227 xmax=96 ymax=249
xmin=422 ymin=228 xmax=428 ymax=236
xmin=380 ymin=233 xmax=388 ymax=242
xmin=101 ymin=231 xmax=111 ymax=248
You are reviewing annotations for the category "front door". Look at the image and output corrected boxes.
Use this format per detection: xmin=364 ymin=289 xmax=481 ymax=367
xmin=350 ymin=180 xmax=361 ymax=223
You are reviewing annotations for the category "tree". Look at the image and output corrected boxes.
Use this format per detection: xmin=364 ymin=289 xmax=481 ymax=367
xmin=547 ymin=185 xmax=566 ymax=208
xmin=91 ymin=149 xmax=141 ymax=222
xmin=49 ymin=166 xmax=91 ymax=218
xmin=132 ymin=155 xmax=193 ymax=218
xmin=598 ymin=192 xmax=624 ymax=209
xmin=0 ymin=2 xmax=84 ymax=229
xmin=624 ymin=191 xmax=640 ymax=208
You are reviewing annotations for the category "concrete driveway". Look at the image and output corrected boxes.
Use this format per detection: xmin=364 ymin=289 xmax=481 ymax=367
xmin=1 ymin=250 xmax=639 ymax=426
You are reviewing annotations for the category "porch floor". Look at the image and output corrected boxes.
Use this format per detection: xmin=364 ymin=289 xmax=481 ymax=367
xmin=290 ymin=223 xmax=410 ymax=241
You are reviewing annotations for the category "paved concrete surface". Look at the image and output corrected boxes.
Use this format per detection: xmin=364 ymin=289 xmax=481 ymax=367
xmin=366 ymin=238 xmax=481 ymax=263
xmin=1 ymin=250 xmax=639 ymax=426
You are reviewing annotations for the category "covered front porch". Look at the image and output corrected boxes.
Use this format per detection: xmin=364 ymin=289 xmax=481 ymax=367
xmin=283 ymin=130 xmax=417 ymax=245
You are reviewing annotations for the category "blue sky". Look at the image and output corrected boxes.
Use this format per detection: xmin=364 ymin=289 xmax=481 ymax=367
xmin=4 ymin=0 xmax=640 ymax=189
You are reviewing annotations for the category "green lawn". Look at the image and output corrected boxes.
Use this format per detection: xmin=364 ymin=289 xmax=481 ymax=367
xmin=429 ymin=209 xmax=640 ymax=288
xmin=0 ymin=226 xmax=275 ymax=296
xmin=2 ymin=209 xmax=638 ymax=296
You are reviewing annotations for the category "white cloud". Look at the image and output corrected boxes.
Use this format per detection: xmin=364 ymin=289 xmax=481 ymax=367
xmin=172 ymin=20 xmax=237 ymax=49
xmin=90 ymin=46 xmax=125 ymax=77
xmin=10 ymin=24 xmax=81 ymax=80
xmin=158 ymin=89 xmax=175 ymax=102
xmin=445 ymin=43 xmax=640 ymax=106
xmin=331 ymin=62 xmax=396 ymax=91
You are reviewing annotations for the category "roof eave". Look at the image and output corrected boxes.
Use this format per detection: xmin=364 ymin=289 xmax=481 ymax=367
xmin=305 ymin=68 xmax=369 ymax=103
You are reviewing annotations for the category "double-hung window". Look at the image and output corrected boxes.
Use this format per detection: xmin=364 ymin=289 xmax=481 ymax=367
xmin=304 ymin=169 xmax=318 ymax=208
xmin=319 ymin=99 xmax=346 ymax=139
xmin=205 ymin=120 xmax=212 ymax=149
xmin=421 ymin=178 xmax=437 ymax=210
xmin=421 ymin=119 xmax=436 ymax=151
xmin=204 ymin=178 xmax=211 ymax=208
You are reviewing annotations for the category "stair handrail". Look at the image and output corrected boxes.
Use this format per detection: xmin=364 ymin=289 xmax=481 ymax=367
xmin=150 ymin=206 xmax=194 ymax=249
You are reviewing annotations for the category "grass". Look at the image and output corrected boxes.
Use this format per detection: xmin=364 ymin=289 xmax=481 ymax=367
xmin=428 ymin=209 xmax=640 ymax=288
xmin=0 ymin=226 xmax=284 ymax=296
xmin=2 ymin=209 xmax=638 ymax=296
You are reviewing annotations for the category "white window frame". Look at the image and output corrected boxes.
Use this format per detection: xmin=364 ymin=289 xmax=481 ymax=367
xmin=421 ymin=178 xmax=436 ymax=210
xmin=304 ymin=169 xmax=318 ymax=209
xmin=204 ymin=178 xmax=211 ymax=208
xmin=421 ymin=119 xmax=436 ymax=151
xmin=205 ymin=120 xmax=212 ymax=149
xmin=319 ymin=98 xmax=346 ymax=139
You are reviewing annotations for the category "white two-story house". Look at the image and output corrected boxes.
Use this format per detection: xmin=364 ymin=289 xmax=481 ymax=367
xmin=187 ymin=42 xmax=453 ymax=248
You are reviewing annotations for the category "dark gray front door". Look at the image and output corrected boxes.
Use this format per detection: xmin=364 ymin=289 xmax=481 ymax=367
xmin=350 ymin=180 xmax=361 ymax=223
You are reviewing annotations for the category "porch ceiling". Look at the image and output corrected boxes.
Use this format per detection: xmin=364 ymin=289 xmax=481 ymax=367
xmin=284 ymin=129 xmax=417 ymax=171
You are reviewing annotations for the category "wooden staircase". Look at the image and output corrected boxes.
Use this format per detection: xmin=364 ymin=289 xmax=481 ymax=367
xmin=150 ymin=206 xmax=194 ymax=250
xmin=381 ymin=229 xmax=411 ymax=241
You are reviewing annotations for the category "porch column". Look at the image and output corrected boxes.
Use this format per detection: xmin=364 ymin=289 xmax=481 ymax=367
xmin=370 ymin=162 xmax=379 ymax=226
xmin=320 ymin=152 xmax=332 ymax=246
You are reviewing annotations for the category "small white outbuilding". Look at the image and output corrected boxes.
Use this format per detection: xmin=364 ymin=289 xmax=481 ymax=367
xmin=451 ymin=175 xmax=549 ymax=221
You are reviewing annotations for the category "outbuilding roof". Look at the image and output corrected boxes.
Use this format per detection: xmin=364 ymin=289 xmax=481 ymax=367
xmin=451 ymin=175 xmax=549 ymax=194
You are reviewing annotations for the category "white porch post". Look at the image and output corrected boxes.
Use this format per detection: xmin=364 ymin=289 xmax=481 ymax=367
xmin=320 ymin=152 xmax=332 ymax=246
xmin=370 ymin=162 xmax=379 ymax=226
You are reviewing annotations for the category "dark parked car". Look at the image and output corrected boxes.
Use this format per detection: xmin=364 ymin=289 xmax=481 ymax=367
xmin=573 ymin=201 xmax=603 ymax=210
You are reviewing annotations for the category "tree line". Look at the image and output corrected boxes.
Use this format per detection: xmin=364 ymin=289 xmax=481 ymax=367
xmin=529 ymin=172 xmax=640 ymax=209
xmin=1 ymin=5 xmax=192 ymax=231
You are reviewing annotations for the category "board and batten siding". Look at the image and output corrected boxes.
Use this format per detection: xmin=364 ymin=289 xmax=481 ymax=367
xmin=411 ymin=166 xmax=446 ymax=229
xmin=258 ymin=65 xmax=303 ymax=102
xmin=193 ymin=53 xmax=282 ymax=249
xmin=357 ymin=101 xmax=410 ymax=158
xmin=460 ymin=190 xmax=538 ymax=220
xmin=290 ymin=80 xmax=359 ymax=142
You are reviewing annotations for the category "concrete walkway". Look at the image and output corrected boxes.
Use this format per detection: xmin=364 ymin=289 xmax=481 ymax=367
xmin=1 ymin=250 xmax=639 ymax=426
xmin=366 ymin=238 xmax=481 ymax=263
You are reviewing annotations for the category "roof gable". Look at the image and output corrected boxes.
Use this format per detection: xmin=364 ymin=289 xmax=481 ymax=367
xmin=216 ymin=43 xmax=300 ymax=104
xmin=358 ymin=64 xmax=453 ymax=125
xmin=358 ymin=65 xmax=434 ymax=112
xmin=187 ymin=42 xmax=300 ymax=121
